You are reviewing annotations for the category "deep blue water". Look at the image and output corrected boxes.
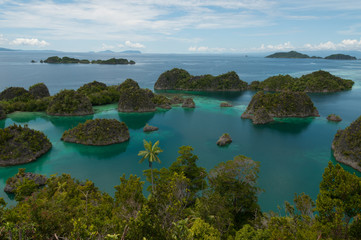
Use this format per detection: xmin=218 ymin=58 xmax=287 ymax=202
xmin=1 ymin=52 xmax=361 ymax=212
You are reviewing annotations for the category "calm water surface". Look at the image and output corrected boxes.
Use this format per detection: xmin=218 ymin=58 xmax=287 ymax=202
xmin=1 ymin=52 xmax=361 ymax=211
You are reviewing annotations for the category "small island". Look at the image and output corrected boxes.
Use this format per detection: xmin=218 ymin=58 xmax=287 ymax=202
xmin=0 ymin=124 xmax=52 ymax=166
xmin=216 ymin=133 xmax=232 ymax=146
xmin=47 ymin=89 xmax=94 ymax=116
xmin=143 ymin=124 xmax=159 ymax=132
xmin=154 ymin=68 xmax=248 ymax=91
xmin=265 ymin=51 xmax=314 ymax=59
xmin=4 ymin=168 xmax=47 ymax=194
xmin=241 ymin=91 xmax=319 ymax=124
xmin=61 ymin=119 xmax=130 ymax=146
xmin=0 ymin=87 xmax=30 ymax=101
xmin=182 ymin=98 xmax=196 ymax=108
xmin=42 ymin=56 xmax=135 ymax=64
xmin=325 ymin=54 xmax=357 ymax=60
xmin=252 ymin=70 xmax=354 ymax=92
xmin=332 ymin=116 xmax=361 ymax=171
xmin=29 ymin=83 xmax=50 ymax=99
xmin=77 ymin=81 xmax=120 ymax=106
xmin=327 ymin=114 xmax=342 ymax=122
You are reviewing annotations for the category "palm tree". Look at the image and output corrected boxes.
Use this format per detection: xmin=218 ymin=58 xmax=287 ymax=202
xmin=138 ymin=139 xmax=163 ymax=193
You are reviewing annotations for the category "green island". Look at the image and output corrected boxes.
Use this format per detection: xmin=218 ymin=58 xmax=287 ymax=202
xmin=1 ymin=143 xmax=361 ymax=239
xmin=251 ymin=70 xmax=354 ymax=92
xmin=0 ymin=105 xmax=5 ymax=120
xmin=46 ymin=89 xmax=94 ymax=116
xmin=154 ymin=68 xmax=248 ymax=91
xmin=77 ymin=81 xmax=120 ymax=106
xmin=265 ymin=51 xmax=322 ymax=59
xmin=42 ymin=56 xmax=135 ymax=64
xmin=61 ymin=119 xmax=130 ymax=145
xmin=0 ymin=124 xmax=52 ymax=166
xmin=325 ymin=54 xmax=357 ymax=60
xmin=332 ymin=116 xmax=361 ymax=171
xmin=241 ymin=91 xmax=319 ymax=124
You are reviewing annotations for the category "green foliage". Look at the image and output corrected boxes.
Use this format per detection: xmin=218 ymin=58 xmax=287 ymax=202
xmin=235 ymin=224 xmax=270 ymax=240
xmin=29 ymin=83 xmax=50 ymax=98
xmin=189 ymin=218 xmax=221 ymax=240
xmin=44 ymin=56 xmax=135 ymax=64
xmin=118 ymin=87 xmax=156 ymax=112
xmin=155 ymin=68 xmax=248 ymax=91
xmin=325 ymin=54 xmax=357 ymax=60
xmin=265 ymin=51 xmax=311 ymax=58
xmin=47 ymin=89 xmax=93 ymax=115
xmin=0 ymin=124 xmax=52 ymax=166
xmin=61 ymin=119 xmax=130 ymax=145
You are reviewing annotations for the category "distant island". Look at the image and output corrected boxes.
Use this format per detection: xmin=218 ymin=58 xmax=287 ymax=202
xmin=266 ymin=51 xmax=357 ymax=60
xmin=41 ymin=56 xmax=135 ymax=64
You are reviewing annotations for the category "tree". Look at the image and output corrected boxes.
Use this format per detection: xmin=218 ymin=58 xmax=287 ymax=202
xmin=138 ymin=140 xmax=163 ymax=193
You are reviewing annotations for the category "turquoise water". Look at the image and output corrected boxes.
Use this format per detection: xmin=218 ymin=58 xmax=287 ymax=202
xmin=1 ymin=52 xmax=361 ymax=211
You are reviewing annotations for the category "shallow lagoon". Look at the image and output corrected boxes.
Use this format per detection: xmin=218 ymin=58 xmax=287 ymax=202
xmin=1 ymin=53 xmax=361 ymax=211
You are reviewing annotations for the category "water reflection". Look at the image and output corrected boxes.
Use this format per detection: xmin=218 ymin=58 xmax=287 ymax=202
xmin=155 ymin=89 xmax=245 ymax=101
xmin=45 ymin=115 xmax=94 ymax=131
xmin=252 ymin=117 xmax=315 ymax=135
xmin=118 ymin=112 xmax=156 ymax=130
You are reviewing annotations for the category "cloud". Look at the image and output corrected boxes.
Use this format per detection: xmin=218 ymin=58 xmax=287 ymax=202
xmin=101 ymin=43 xmax=115 ymax=50
xmin=257 ymin=42 xmax=294 ymax=51
xmin=303 ymin=39 xmax=361 ymax=50
xmin=10 ymin=38 xmax=49 ymax=47
xmin=125 ymin=40 xmax=145 ymax=48
xmin=0 ymin=34 xmax=7 ymax=44
xmin=188 ymin=46 xmax=227 ymax=53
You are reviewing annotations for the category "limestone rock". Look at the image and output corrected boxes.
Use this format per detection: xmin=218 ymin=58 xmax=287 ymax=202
xmin=217 ymin=133 xmax=232 ymax=146
xmin=182 ymin=98 xmax=195 ymax=108
xmin=143 ymin=124 xmax=159 ymax=132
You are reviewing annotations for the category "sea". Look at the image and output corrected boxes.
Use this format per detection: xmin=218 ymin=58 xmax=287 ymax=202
xmin=1 ymin=51 xmax=361 ymax=212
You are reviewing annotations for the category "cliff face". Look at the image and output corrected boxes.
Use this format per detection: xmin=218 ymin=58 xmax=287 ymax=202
xmin=29 ymin=83 xmax=50 ymax=98
xmin=241 ymin=91 xmax=319 ymax=123
xmin=0 ymin=124 xmax=52 ymax=166
xmin=62 ymin=119 xmax=130 ymax=146
xmin=118 ymin=88 xmax=156 ymax=112
xmin=47 ymin=90 xmax=94 ymax=116
xmin=332 ymin=116 xmax=361 ymax=172
xmin=154 ymin=68 xmax=248 ymax=91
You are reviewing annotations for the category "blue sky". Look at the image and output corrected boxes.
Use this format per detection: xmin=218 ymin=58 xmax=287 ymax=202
xmin=0 ymin=0 xmax=361 ymax=53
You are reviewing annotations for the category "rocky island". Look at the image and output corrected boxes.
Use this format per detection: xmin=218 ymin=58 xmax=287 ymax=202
xmin=43 ymin=56 xmax=135 ymax=64
xmin=252 ymin=70 xmax=354 ymax=92
xmin=77 ymin=81 xmax=120 ymax=105
xmin=241 ymin=91 xmax=319 ymax=124
xmin=332 ymin=116 xmax=361 ymax=171
xmin=0 ymin=124 xmax=52 ymax=166
xmin=182 ymin=98 xmax=195 ymax=108
xmin=4 ymin=168 xmax=47 ymax=194
xmin=216 ymin=133 xmax=232 ymax=146
xmin=29 ymin=83 xmax=50 ymax=98
xmin=61 ymin=119 xmax=130 ymax=145
xmin=265 ymin=51 xmax=317 ymax=59
xmin=47 ymin=89 xmax=93 ymax=116
xmin=154 ymin=68 xmax=248 ymax=91
xmin=325 ymin=54 xmax=357 ymax=60
xmin=143 ymin=124 xmax=159 ymax=132
xmin=327 ymin=114 xmax=342 ymax=122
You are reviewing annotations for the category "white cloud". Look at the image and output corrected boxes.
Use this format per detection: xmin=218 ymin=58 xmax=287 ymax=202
xmin=303 ymin=39 xmax=361 ymax=50
xmin=125 ymin=40 xmax=145 ymax=48
xmin=188 ymin=46 xmax=227 ymax=53
xmin=10 ymin=38 xmax=49 ymax=47
xmin=101 ymin=43 xmax=115 ymax=50
xmin=118 ymin=43 xmax=124 ymax=48
xmin=0 ymin=34 xmax=8 ymax=44
xmin=258 ymin=42 xmax=294 ymax=51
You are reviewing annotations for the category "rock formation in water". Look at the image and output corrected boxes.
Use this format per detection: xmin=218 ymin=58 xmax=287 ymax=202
xmin=171 ymin=96 xmax=184 ymax=104
xmin=241 ymin=91 xmax=319 ymax=124
xmin=29 ymin=83 xmax=50 ymax=98
xmin=155 ymin=68 xmax=248 ymax=91
xmin=152 ymin=95 xmax=172 ymax=109
xmin=118 ymin=88 xmax=156 ymax=112
xmin=332 ymin=116 xmax=361 ymax=172
xmin=327 ymin=114 xmax=342 ymax=122
xmin=0 ymin=124 xmax=52 ymax=166
xmin=143 ymin=124 xmax=159 ymax=132
xmin=216 ymin=133 xmax=232 ymax=146
xmin=182 ymin=98 xmax=195 ymax=108
xmin=47 ymin=89 xmax=93 ymax=116
xmin=325 ymin=54 xmax=357 ymax=60
xmin=252 ymin=107 xmax=274 ymax=124
xmin=0 ymin=87 xmax=30 ymax=101
xmin=4 ymin=168 xmax=47 ymax=193
xmin=220 ymin=102 xmax=232 ymax=107
xmin=61 ymin=119 xmax=130 ymax=145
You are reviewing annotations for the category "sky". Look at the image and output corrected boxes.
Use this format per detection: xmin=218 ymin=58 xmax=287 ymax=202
xmin=0 ymin=0 xmax=361 ymax=53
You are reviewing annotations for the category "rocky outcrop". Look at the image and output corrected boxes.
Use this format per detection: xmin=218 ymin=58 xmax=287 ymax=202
xmin=171 ymin=96 xmax=184 ymax=104
xmin=155 ymin=68 xmax=248 ymax=91
xmin=61 ymin=119 xmax=130 ymax=145
xmin=332 ymin=116 xmax=361 ymax=172
xmin=47 ymin=89 xmax=94 ymax=116
xmin=0 ymin=105 xmax=6 ymax=120
xmin=220 ymin=102 xmax=232 ymax=107
xmin=327 ymin=114 xmax=342 ymax=122
xmin=77 ymin=81 xmax=107 ymax=94
xmin=143 ymin=124 xmax=159 ymax=132
xmin=241 ymin=91 xmax=319 ymax=124
xmin=0 ymin=124 xmax=52 ymax=166
xmin=29 ymin=83 xmax=50 ymax=98
xmin=118 ymin=88 xmax=156 ymax=112
xmin=252 ymin=107 xmax=274 ymax=124
xmin=117 ymin=79 xmax=140 ymax=91
xmin=0 ymin=87 xmax=30 ymax=101
xmin=182 ymin=98 xmax=195 ymax=108
xmin=4 ymin=169 xmax=47 ymax=193
xmin=152 ymin=95 xmax=172 ymax=109
xmin=217 ymin=133 xmax=232 ymax=146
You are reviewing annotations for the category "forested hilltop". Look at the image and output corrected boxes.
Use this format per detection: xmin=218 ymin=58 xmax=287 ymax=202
xmin=1 ymin=144 xmax=360 ymax=240
xmin=41 ymin=56 xmax=135 ymax=64
xmin=266 ymin=51 xmax=357 ymax=60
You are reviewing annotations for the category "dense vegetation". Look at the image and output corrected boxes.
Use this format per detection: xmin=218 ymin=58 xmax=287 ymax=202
xmin=77 ymin=81 xmax=120 ymax=105
xmin=155 ymin=68 xmax=248 ymax=91
xmin=43 ymin=56 xmax=135 ymax=64
xmin=61 ymin=119 xmax=130 ymax=145
xmin=325 ymin=54 xmax=357 ymax=60
xmin=47 ymin=90 xmax=93 ymax=116
xmin=265 ymin=51 xmax=314 ymax=59
xmin=0 ymin=84 xmax=52 ymax=114
xmin=332 ymin=116 xmax=361 ymax=171
xmin=242 ymin=91 xmax=319 ymax=124
xmin=0 ymin=124 xmax=52 ymax=166
xmin=0 ymin=105 xmax=5 ymax=119
xmin=253 ymin=70 xmax=354 ymax=92
xmin=1 ymin=145 xmax=361 ymax=240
